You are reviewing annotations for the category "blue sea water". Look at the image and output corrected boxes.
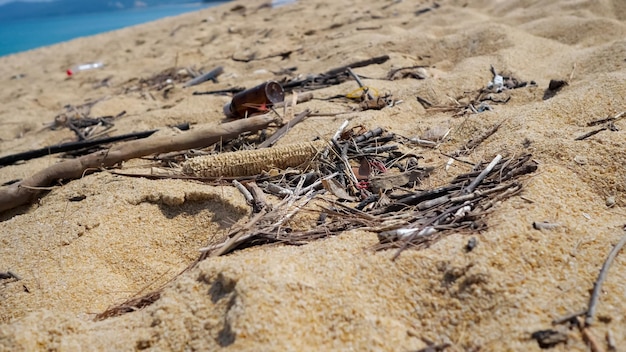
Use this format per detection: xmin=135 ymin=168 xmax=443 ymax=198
xmin=0 ymin=2 xmax=228 ymax=57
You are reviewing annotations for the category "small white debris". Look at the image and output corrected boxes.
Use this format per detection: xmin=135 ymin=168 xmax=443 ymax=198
xmin=378 ymin=226 xmax=437 ymax=242
xmin=454 ymin=205 xmax=472 ymax=218
xmin=533 ymin=221 xmax=560 ymax=230
xmin=417 ymin=226 xmax=437 ymax=236
xmin=573 ymin=155 xmax=587 ymax=165
xmin=606 ymin=196 xmax=616 ymax=208
xmin=488 ymin=74 xmax=504 ymax=92
xmin=445 ymin=158 xmax=455 ymax=171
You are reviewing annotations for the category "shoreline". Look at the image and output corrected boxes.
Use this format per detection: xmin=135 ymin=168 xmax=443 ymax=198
xmin=0 ymin=1 xmax=229 ymax=57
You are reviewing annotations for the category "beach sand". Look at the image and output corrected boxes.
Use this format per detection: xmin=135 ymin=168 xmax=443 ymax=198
xmin=1 ymin=0 xmax=625 ymax=350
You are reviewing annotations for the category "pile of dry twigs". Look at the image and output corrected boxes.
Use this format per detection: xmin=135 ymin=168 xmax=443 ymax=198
xmin=195 ymin=125 xmax=538 ymax=260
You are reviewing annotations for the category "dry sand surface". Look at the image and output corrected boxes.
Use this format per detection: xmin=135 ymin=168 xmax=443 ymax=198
xmin=1 ymin=0 xmax=626 ymax=350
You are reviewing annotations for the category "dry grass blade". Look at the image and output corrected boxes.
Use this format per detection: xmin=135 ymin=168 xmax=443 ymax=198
xmin=94 ymin=291 xmax=161 ymax=321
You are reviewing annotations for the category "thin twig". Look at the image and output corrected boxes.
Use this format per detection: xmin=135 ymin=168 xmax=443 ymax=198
xmin=552 ymin=309 xmax=587 ymax=325
xmin=391 ymin=201 xmax=471 ymax=260
xmin=585 ymin=230 xmax=626 ymax=326
xmin=182 ymin=66 xmax=224 ymax=88
xmin=578 ymin=317 xmax=604 ymax=352
xmin=233 ymin=180 xmax=254 ymax=207
xmin=0 ymin=129 xmax=158 ymax=166
xmin=207 ymin=209 xmax=268 ymax=257
xmin=244 ymin=181 xmax=268 ymax=213
xmin=533 ymin=221 xmax=560 ymax=230
xmin=586 ymin=111 xmax=625 ymax=126
xmin=347 ymin=67 xmax=374 ymax=100
xmin=455 ymin=120 xmax=504 ymax=155
xmin=273 ymin=92 xmax=314 ymax=108
xmin=575 ymin=127 xmax=607 ymax=141
xmin=439 ymin=152 xmax=475 ymax=166
xmin=257 ymin=109 xmax=311 ymax=148
xmin=192 ymin=87 xmax=245 ymax=95
xmin=264 ymin=182 xmax=293 ymax=197
xmin=0 ymin=271 xmax=21 ymax=280
xmin=464 ymin=154 xmax=502 ymax=194
xmin=322 ymin=120 xmax=349 ymax=158
xmin=323 ymin=55 xmax=389 ymax=77
xmin=275 ymin=190 xmax=317 ymax=229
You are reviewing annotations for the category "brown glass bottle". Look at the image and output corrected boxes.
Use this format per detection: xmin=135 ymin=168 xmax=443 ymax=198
xmin=223 ymin=81 xmax=285 ymax=119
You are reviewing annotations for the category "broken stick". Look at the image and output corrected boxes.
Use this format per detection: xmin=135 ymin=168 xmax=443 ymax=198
xmin=182 ymin=66 xmax=224 ymax=88
xmin=323 ymin=55 xmax=390 ymax=77
xmin=0 ymin=114 xmax=277 ymax=213
xmin=0 ymin=129 xmax=158 ymax=167
xmin=257 ymin=109 xmax=311 ymax=148
xmin=464 ymin=154 xmax=503 ymax=194
xmin=346 ymin=67 xmax=375 ymax=101
xmin=585 ymin=230 xmax=626 ymax=326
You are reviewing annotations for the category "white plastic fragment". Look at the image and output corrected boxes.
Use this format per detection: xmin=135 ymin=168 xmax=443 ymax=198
xmin=445 ymin=158 xmax=454 ymax=171
xmin=454 ymin=205 xmax=472 ymax=218
xmin=487 ymin=65 xmax=504 ymax=93
xmin=378 ymin=226 xmax=437 ymax=242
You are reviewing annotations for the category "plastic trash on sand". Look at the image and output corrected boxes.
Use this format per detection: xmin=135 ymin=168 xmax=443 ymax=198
xmin=66 ymin=62 xmax=104 ymax=76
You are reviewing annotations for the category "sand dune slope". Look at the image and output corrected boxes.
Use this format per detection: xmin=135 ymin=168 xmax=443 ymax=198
xmin=1 ymin=0 xmax=625 ymax=351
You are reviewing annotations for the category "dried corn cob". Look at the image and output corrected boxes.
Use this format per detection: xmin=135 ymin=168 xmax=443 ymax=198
xmin=182 ymin=141 xmax=326 ymax=177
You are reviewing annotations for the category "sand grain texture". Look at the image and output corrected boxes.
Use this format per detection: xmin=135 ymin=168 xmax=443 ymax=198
xmin=1 ymin=0 xmax=625 ymax=351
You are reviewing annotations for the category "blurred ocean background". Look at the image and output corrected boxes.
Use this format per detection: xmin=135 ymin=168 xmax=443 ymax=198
xmin=0 ymin=1 xmax=229 ymax=57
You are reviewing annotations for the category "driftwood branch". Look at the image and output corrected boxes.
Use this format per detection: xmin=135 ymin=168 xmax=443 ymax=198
xmin=182 ymin=66 xmax=224 ymax=88
xmin=0 ymin=129 xmax=158 ymax=166
xmin=0 ymin=114 xmax=277 ymax=213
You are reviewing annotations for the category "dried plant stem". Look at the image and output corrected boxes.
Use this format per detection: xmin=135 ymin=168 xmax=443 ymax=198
xmin=322 ymin=120 xmax=349 ymax=158
xmin=347 ymin=67 xmax=374 ymax=100
xmin=207 ymin=209 xmax=268 ymax=257
xmin=275 ymin=190 xmax=317 ymax=230
xmin=585 ymin=231 xmax=626 ymax=326
xmin=464 ymin=154 xmax=502 ymax=194
xmin=323 ymin=55 xmax=389 ymax=77
xmin=577 ymin=317 xmax=604 ymax=352
xmin=257 ymin=109 xmax=311 ymax=148
xmin=233 ymin=180 xmax=254 ymax=205
xmin=456 ymin=120 xmax=504 ymax=155
xmin=552 ymin=309 xmax=587 ymax=325
xmin=391 ymin=201 xmax=471 ymax=260
xmin=575 ymin=127 xmax=607 ymax=141
xmin=244 ymin=181 xmax=268 ymax=213
xmin=182 ymin=66 xmax=223 ymax=88
xmin=587 ymin=111 xmax=625 ymax=126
